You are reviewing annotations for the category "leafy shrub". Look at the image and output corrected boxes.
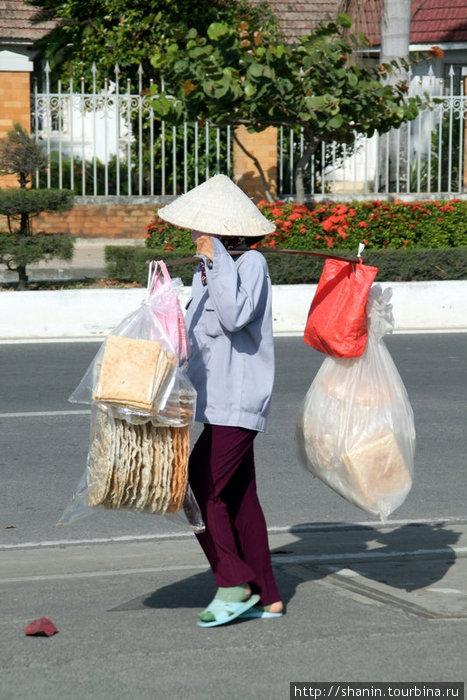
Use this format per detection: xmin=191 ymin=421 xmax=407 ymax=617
xmin=105 ymin=245 xmax=467 ymax=285
xmin=145 ymin=218 xmax=192 ymax=251
xmin=0 ymin=123 xmax=74 ymax=287
xmin=0 ymin=232 xmax=74 ymax=268
xmin=106 ymin=246 xmax=195 ymax=285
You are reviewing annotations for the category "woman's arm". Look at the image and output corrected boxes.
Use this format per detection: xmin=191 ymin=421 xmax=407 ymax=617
xmin=199 ymin=237 xmax=269 ymax=333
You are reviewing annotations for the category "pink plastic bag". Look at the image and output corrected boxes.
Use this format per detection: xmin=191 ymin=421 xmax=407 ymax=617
xmin=148 ymin=260 xmax=189 ymax=364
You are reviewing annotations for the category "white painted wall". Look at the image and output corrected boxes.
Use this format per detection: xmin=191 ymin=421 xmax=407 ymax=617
xmin=0 ymin=281 xmax=466 ymax=340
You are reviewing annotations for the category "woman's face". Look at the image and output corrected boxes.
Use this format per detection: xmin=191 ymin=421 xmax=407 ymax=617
xmin=191 ymin=230 xmax=204 ymax=244
xmin=191 ymin=230 xmax=220 ymax=243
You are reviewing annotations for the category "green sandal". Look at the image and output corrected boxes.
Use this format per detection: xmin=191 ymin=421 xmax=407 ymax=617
xmin=197 ymin=594 xmax=260 ymax=628
xmin=239 ymin=605 xmax=283 ymax=619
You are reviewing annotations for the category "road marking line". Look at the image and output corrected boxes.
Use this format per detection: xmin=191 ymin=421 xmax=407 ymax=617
xmin=0 ymin=532 xmax=195 ymax=550
xmin=0 ymin=564 xmax=209 ymax=584
xmin=1 ymin=517 xmax=465 ymax=551
xmin=0 ymin=410 xmax=90 ymax=418
xmin=1 ymin=547 xmax=466 ymax=585
xmin=272 ymin=546 xmax=467 ymax=565
xmin=0 ymin=338 xmax=102 ymax=345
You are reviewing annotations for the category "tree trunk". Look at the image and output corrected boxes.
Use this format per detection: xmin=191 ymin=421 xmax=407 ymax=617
xmin=294 ymin=138 xmax=319 ymax=205
xmin=17 ymin=265 xmax=28 ymax=290
xmin=232 ymin=131 xmax=275 ymax=202
xmin=20 ymin=212 xmax=30 ymax=236
xmin=379 ymin=0 xmax=411 ymax=192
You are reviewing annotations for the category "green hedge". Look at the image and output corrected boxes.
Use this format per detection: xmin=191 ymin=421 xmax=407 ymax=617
xmin=105 ymin=245 xmax=467 ymax=286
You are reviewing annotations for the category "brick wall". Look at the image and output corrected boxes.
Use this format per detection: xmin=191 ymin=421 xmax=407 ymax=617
xmin=31 ymin=200 xmax=157 ymax=239
xmin=0 ymin=69 xmax=31 ymax=188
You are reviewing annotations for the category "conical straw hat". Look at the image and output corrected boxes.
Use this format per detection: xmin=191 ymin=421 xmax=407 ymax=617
xmin=157 ymin=174 xmax=275 ymax=237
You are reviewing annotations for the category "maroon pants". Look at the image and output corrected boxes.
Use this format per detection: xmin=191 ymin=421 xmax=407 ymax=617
xmin=188 ymin=424 xmax=280 ymax=605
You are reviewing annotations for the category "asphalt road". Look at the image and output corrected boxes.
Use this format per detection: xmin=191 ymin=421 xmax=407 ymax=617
xmin=0 ymin=335 xmax=466 ymax=699
xmin=1 ymin=334 xmax=466 ymax=545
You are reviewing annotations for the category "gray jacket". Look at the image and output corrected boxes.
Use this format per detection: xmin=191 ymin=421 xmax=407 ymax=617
xmin=185 ymin=237 xmax=274 ymax=432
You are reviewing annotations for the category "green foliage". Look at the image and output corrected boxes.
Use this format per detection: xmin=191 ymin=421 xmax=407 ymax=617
xmin=105 ymin=246 xmax=196 ymax=285
xmin=0 ymin=123 xmax=46 ymax=187
xmin=149 ymin=14 xmax=432 ymax=155
xmin=0 ymin=233 xmax=74 ymax=268
xmin=408 ymin=110 xmax=462 ymax=194
xmin=0 ymin=189 xmax=74 ymax=218
xmin=145 ymin=217 xmax=193 ymax=251
xmin=27 ymin=0 xmax=265 ymax=83
xmin=0 ymin=124 xmax=74 ymax=287
xmin=105 ymin=244 xmax=467 ymax=285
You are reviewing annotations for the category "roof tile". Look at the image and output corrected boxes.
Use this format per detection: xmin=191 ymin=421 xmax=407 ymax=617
xmin=353 ymin=0 xmax=467 ymax=45
xmin=0 ymin=0 xmax=57 ymax=42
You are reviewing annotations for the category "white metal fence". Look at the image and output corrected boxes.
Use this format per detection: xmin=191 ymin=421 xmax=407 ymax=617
xmin=31 ymin=63 xmax=467 ymax=199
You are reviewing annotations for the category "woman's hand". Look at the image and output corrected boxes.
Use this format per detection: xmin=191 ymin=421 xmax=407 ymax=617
xmin=195 ymin=235 xmax=214 ymax=261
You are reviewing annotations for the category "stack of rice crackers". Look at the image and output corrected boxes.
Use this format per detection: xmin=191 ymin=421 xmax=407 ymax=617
xmin=87 ymin=408 xmax=190 ymax=514
xmin=87 ymin=334 xmax=193 ymax=515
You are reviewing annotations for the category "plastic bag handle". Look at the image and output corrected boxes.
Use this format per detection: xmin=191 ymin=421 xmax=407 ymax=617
xmin=157 ymin=259 xmax=170 ymax=281
xmin=147 ymin=260 xmax=157 ymax=295
xmin=147 ymin=259 xmax=172 ymax=296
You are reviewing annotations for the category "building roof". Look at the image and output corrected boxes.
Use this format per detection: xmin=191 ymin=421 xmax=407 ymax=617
xmin=352 ymin=0 xmax=467 ymax=47
xmin=2 ymin=0 xmax=466 ymax=50
xmin=250 ymin=0 xmax=341 ymax=42
xmin=250 ymin=0 xmax=467 ymax=47
xmin=0 ymin=0 xmax=56 ymax=44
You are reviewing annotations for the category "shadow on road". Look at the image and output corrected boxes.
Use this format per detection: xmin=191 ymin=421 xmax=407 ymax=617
xmin=109 ymin=521 xmax=461 ymax=613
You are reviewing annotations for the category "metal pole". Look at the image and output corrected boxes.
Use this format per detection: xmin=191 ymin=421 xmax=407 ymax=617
xmin=92 ymin=63 xmax=97 ymax=196
xmin=104 ymin=78 xmax=109 ymax=196
xmin=149 ymin=78 xmax=154 ymax=197
xmin=126 ymin=78 xmax=132 ymax=196
xmin=45 ymin=62 xmax=51 ymax=189
xmin=33 ymin=76 xmax=39 ymax=187
xmin=138 ymin=65 xmax=143 ymax=196
xmin=115 ymin=64 xmax=120 ymax=196
xmin=462 ymin=70 xmax=467 ymax=191
xmin=58 ymin=78 xmax=63 ymax=190
xmin=81 ymin=75 xmax=86 ymax=195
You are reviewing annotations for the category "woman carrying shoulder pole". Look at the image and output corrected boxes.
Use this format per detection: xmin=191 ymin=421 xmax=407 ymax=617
xmin=158 ymin=174 xmax=283 ymax=627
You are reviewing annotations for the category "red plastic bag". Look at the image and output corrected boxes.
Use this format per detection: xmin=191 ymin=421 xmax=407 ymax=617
xmin=304 ymin=259 xmax=378 ymax=358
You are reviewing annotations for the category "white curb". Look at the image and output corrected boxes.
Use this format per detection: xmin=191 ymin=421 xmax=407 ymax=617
xmin=0 ymin=281 xmax=466 ymax=340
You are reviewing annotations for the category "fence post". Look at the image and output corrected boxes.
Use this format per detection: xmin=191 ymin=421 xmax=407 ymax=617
xmin=463 ymin=69 xmax=467 ymax=191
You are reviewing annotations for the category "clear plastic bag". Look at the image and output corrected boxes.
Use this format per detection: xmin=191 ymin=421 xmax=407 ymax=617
xmin=69 ymin=262 xmax=184 ymax=414
xmin=61 ymin=262 xmax=204 ymax=532
xmin=59 ymin=405 xmax=204 ymax=532
xmin=296 ymin=285 xmax=416 ymax=520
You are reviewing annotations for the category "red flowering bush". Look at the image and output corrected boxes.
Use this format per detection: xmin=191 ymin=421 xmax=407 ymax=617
xmin=145 ymin=218 xmax=192 ymax=251
xmin=256 ymin=199 xmax=467 ymax=250
xmin=145 ymin=199 xmax=467 ymax=251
